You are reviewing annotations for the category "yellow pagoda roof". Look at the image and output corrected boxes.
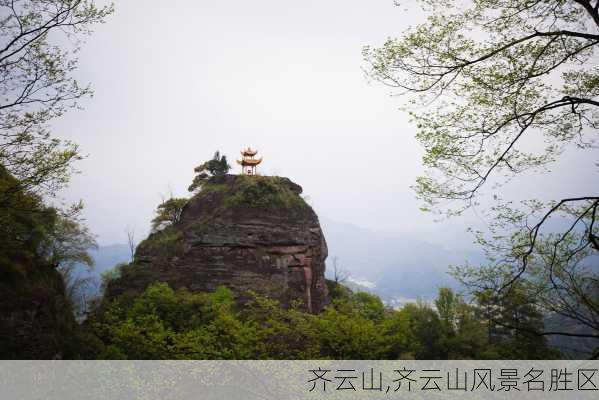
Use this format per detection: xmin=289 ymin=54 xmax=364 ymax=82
xmin=241 ymin=147 xmax=258 ymax=157
xmin=237 ymin=157 xmax=262 ymax=166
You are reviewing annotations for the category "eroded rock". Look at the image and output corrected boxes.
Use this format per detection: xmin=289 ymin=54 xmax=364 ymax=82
xmin=106 ymin=175 xmax=329 ymax=313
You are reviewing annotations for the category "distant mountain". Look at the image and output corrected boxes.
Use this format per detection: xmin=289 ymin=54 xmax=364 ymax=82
xmin=89 ymin=244 xmax=131 ymax=274
xmin=320 ymin=217 xmax=484 ymax=304
xmin=73 ymin=244 xmax=130 ymax=298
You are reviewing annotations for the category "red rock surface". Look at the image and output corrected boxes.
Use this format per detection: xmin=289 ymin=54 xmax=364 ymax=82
xmin=106 ymin=175 xmax=329 ymax=313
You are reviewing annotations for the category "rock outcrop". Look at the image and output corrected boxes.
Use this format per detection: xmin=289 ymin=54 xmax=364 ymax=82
xmin=106 ymin=175 xmax=329 ymax=313
xmin=0 ymin=265 xmax=76 ymax=359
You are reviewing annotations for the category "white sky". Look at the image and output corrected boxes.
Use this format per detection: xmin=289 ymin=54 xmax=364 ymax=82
xmin=53 ymin=1 xmax=597 ymax=247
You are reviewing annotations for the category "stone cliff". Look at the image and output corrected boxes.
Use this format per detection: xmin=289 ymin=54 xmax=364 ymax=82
xmin=105 ymin=174 xmax=329 ymax=313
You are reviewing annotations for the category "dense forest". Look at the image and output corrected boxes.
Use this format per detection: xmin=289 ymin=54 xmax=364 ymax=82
xmin=76 ymin=281 xmax=559 ymax=360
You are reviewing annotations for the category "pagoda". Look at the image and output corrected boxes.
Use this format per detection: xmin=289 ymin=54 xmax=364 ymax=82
xmin=237 ymin=147 xmax=262 ymax=175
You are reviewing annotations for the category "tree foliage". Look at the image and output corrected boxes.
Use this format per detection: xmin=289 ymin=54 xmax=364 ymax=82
xmin=188 ymin=151 xmax=231 ymax=193
xmin=0 ymin=165 xmax=97 ymax=358
xmin=364 ymin=0 xmax=599 ymax=350
xmin=79 ymin=284 xmax=558 ymax=359
xmin=0 ymin=164 xmax=96 ymax=275
xmin=151 ymin=197 xmax=187 ymax=232
xmin=0 ymin=0 xmax=113 ymax=201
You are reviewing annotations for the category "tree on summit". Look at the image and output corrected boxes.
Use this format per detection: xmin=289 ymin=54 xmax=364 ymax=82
xmin=188 ymin=151 xmax=231 ymax=193
xmin=364 ymin=0 xmax=599 ymax=349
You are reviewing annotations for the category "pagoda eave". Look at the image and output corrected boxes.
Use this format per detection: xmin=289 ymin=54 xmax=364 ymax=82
xmin=237 ymin=158 xmax=262 ymax=166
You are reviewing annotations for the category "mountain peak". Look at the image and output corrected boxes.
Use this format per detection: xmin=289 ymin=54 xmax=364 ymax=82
xmin=105 ymin=174 xmax=330 ymax=313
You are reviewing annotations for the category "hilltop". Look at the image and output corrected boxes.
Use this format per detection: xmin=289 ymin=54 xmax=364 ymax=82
xmin=104 ymin=174 xmax=329 ymax=313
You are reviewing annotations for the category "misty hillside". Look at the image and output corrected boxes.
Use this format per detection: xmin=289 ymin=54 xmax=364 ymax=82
xmin=73 ymin=244 xmax=130 ymax=296
xmin=320 ymin=218 xmax=484 ymax=304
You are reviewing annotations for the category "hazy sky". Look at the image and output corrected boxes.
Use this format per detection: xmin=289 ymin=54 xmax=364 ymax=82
xmin=53 ymin=1 xmax=597 ymax=247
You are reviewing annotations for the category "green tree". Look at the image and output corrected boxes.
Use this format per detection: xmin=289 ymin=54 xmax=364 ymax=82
xmin=364 ymin=0 xmax=599 ymax=349
xmin=100 ymin=262 xmax=126 ymax=291
xmin=315 ymin=304 xmax=387 ymax=359
xmin=380 ymin=307 xmax=417 ymax=359
xmin=0 ymin=1 xmax=113 ymax=202
xmin=472 ymin=285 xmax=559 ymax=359
xmin=401 ymin=301 xmax=444 ymax=359
xmin=436 ymin=287 xmax=458 ymax=332
xmin=82 ymin=279 xmax=561 ymax=359
xmin=45 ymin=204 xmax=97 ymax=270
xmin=188 ymin=151 xmax=231 ymax=193
xmin=151 ymin=197 xmax=187 ymax=232
xmin=435 ymin=287 xmax=459 ymax=357
xmin=0 ymin=165 xmax=96 ymax=274
xmin=433 ymin=288 xmax=489 ymax=359
xmin=85 ymin=283 xmax=398 ymax=360
xmin=449 ymin=300 xmax=488 ymax=359
xmin=0 ymin=165 xmax=54 ymax=272
xmin=86 ymin=283 xmax=257 ymax=359
xmin=0 ymin=165 xmax=96 ymax=357
xmin=243 ymin=295 xmax=321 ymax=359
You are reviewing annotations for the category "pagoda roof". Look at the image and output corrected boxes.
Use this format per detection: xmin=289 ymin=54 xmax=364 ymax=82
xmin=241 ymin=147 xmax=258 ymax=156
xmin=237 ymin=157 xmax=262 ymax=166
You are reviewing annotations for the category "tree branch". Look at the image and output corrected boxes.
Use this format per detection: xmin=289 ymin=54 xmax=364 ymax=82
xmin=573 ymin=0 xmax=599 ymax=27
xmin=499 ymin=197 xmax=599 ymax=292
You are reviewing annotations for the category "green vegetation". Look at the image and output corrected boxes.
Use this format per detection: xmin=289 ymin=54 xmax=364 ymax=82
xmin=0 ymin=166 xmax=96 ymax=281
xmin=0 ymin=144 xmax=566 ymax=359
xmin=151 ymin=197 xmax=187 ymax=232
xmin=0 ymin=0 xmax=112 ymax=358
xmin=0 ymin=166 xmax=96 ymax=358
xmin=222 ymin=175 xmax=308 ymax=211
xmin=123 ymin=169 xmax=311 ymax=276
xmin=364 ymin=0 xmax=599 ymax=349
xmin=188 ymin=151 xmax=231 ymax=193
xmin=192 ymin=182 xmax=229 ymax=203
xmin=185 ymin=151 xmax=310 ymax=213
xmin=100 ymin=262 xmax=127 ymax=289
xmin=77 ymin=281 xmax=559 ymax=360
xmin=0 ymin=1 xmax=113 ymax=202
xmin=188 ymin=175 xmax=310 ymax=221
xmin=135 ymin=226 xmax=184 ymax=259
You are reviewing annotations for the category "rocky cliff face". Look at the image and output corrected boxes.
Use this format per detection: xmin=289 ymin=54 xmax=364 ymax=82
xmin=106 ymin=175 xmax=329 ymax=313
xmin=0 ymin=265 xmax=76 ymax=359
